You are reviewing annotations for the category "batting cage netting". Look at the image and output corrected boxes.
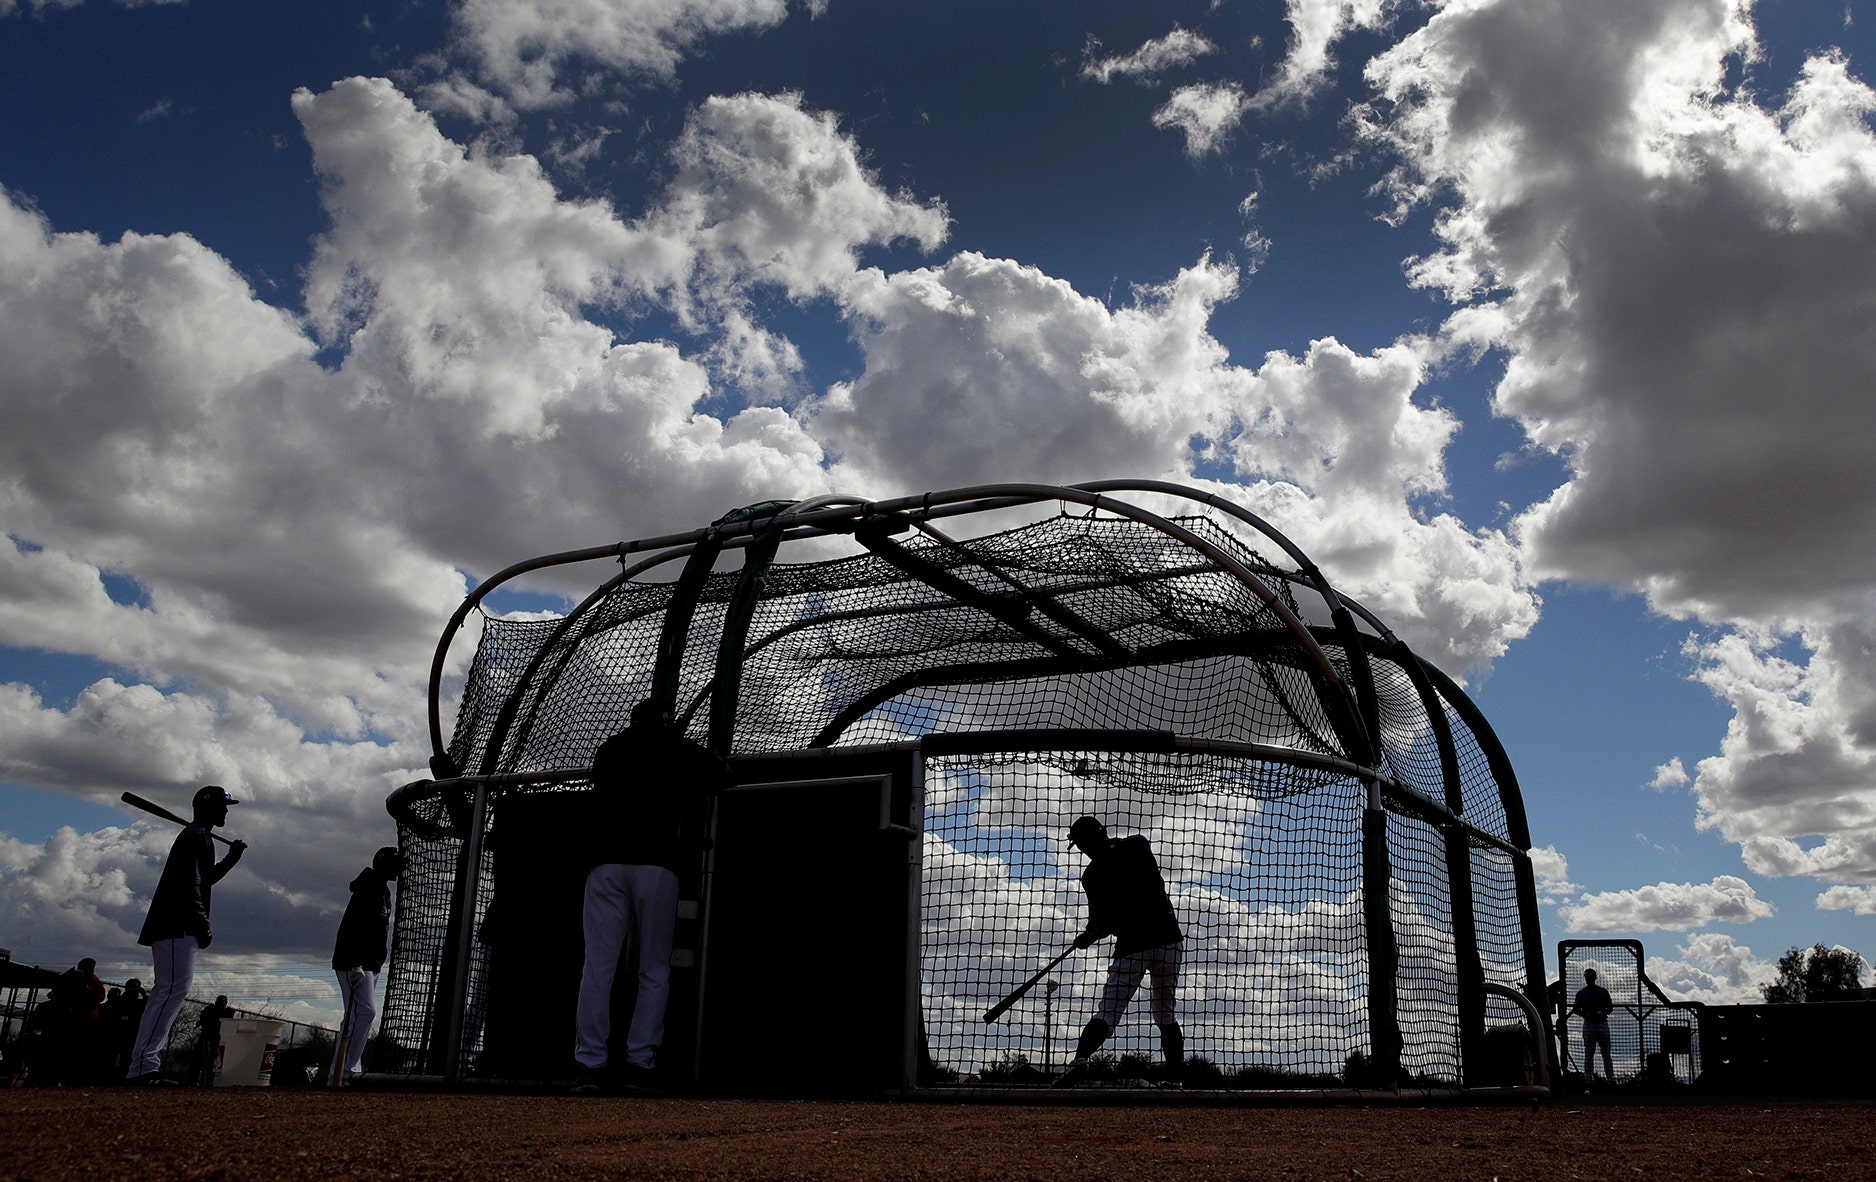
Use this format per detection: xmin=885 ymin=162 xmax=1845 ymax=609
xmin=380 ymin=482 xmax=1548 ymax=1095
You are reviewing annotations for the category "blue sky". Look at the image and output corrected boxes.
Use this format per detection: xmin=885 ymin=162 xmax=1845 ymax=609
xmin=3 ymin=0 xmax=1874 ymax=1026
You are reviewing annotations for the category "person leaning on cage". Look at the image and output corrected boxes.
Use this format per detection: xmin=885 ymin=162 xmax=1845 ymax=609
xmin=96 ymin=985 xmax=124 ymax=1082
xmin=127 ymin=785 xmax=246 ymax=1085
xmin=571 ymin=699 xmax=729 ymax=1096
xmin=1053 ymin=816 xmax=1186 ymax=1088
xmin=47 ymin=956 xmax=105 ymax=1085
xmin=327 ymin=846 xmax=405 ymax=1087
xmin=107 ymin=978 xmax=146 ymax=1081
xmin=1570 ymin=967 xmax=1615 ymax=1087
xmin=196 ymin=995 xmax=234 ymax=1085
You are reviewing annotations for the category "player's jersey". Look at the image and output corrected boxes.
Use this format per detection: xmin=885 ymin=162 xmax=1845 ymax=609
xmin=589 ymin=722 xmax=730 ymax=872
xmin=138 ymin=824 xmax=221 ymax=945
xmin=332 ymin=867 xmax=394 ymax=972
xmin=1574 ymin=983 xmax=1614 ymax=1024
xmin=1081 ymin=834 xmax=1182 ymax=957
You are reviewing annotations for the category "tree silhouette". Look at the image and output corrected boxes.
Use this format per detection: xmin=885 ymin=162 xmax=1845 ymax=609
xmin=1760 ymin=944 xmax=1865 ymax=1003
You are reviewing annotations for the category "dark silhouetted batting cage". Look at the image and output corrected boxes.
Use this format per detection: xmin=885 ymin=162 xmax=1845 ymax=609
xmin=381 ymin=481 xmax=1551 ymax=1097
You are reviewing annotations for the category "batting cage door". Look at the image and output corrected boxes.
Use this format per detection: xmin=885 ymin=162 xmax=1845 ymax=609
xmin=678 ymin=744 xmax=922 ymax=1095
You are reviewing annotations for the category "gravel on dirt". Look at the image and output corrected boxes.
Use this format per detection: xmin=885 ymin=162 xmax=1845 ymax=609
xmin=3 ymin=1088 xmax=1871 ymax=1181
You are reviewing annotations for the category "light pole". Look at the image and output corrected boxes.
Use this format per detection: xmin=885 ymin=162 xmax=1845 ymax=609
xmin=1044 ymin=979 xmax=1060 ymax=1076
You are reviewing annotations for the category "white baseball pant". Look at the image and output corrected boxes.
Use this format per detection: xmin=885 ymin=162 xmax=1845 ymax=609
xmin=1094 ymin=940 xmax=1182 ymax=1027
xmin=128 ymin=937 xmax=197 ymax=1078
xmin=328 ymin=968 xmax=378 ymax=1085
xmin=574 ymin=863 xmax=679 ymax=1070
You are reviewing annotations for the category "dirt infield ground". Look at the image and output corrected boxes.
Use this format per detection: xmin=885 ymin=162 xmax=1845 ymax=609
xmin=3 ymin=1089 xmax=1871 ymax=1181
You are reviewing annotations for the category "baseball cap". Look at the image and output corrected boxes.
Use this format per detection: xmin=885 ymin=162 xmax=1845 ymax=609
xmin=1067 ymin=815 xmax=1105 ymax=844
xmin=193 ymin=784 xmax=240 ymax=808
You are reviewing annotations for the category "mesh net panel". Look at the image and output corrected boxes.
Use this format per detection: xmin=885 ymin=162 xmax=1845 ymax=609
xmin=923 ymin=749 xmax=1367 ymax=1084
xmin=446 ymin=515 xmax=1345 ymax=774
xmin=1384 ymin=815 xmax=1460 ymax=1081
xmin=384 ymin=507 xmax=1540 ymax=1089
xmin=381 ymin=782 xmax=490 ymax=1076
xmin=1558 ymin=942 xmax=1703 ymax=1086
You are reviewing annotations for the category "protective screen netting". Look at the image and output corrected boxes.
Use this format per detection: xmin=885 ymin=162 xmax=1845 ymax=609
xmin=923 ymin=749 xmax=1369 ymax=1083
xmin=1557 ymin=942 xmax=1703 ymax=1087
xmin=382 ymin=506 xmax=1542 ymax=1088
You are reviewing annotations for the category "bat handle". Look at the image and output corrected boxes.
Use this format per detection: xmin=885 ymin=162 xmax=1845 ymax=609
xmin=982 ymin=943 xmax=1080 ymax=1023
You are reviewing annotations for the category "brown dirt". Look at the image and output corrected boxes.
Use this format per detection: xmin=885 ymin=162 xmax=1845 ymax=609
xmin=2 ymin=1088 xmax=1870 ymax=1181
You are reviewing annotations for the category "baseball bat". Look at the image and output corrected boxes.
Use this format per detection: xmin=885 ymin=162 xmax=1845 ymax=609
xmin=983 ymin=943 xmax=1078 ymax=1023
xmin=121 ymin=791 xmax=237 ymax=847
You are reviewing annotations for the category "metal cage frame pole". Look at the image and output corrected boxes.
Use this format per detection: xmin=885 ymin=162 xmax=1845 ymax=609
xmin=900 ymin=749 xmax=926 ymax=1092
xmin=433 ymin=779 xmax=488 ymax=1079
xmin=1329 ymin=597 xmax=1490 ymax=1085
xmin=1412 ymin=661 xmax=1548 ymax=992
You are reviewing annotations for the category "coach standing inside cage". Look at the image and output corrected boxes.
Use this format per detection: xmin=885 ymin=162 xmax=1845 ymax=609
xmin=127 ymin=785 xmax=246 ymax=1084
xmin=1054 ymin=815 xmax=1185 ymax=1087
xmin=572 ymin=699 xmax=728 ymax=1095
xmin=327 ymin=846 xmax=404 ymax=1087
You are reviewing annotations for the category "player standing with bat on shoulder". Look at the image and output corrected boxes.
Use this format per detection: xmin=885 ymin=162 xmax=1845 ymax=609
xmin=126 ymin=785 xmax=247 ymax=1084
xmin=1052 ymin=815 xmax=1185 ymax=1088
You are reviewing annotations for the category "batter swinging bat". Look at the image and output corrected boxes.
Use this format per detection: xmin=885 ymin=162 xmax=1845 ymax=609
xmin=121 ymin=791 xmax=237 ymax=847
xmin=983 ymin=944 xmax=1078 ymax=1023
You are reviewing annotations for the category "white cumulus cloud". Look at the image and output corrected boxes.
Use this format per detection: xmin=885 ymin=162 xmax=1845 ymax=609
xmin=1642 ymin=932 xmax=1778 ymax=1004
xmin=1649 ymin=757 xmax=1690 ymax=791
xmin=1817 ymin=884 xmax=1876 ymax=914
xmin=1559 ymin=875 xmax=1775 ymax=933
xmin=449 ymin=0 xmax=799 ymax=110
xmin=1527 ymin=844 xmax=1579 ymax=905
xmin=1364 ymin=0 xmax=1876 ymax=887
xmin=649 ymin=91 xmax=950 ymax=310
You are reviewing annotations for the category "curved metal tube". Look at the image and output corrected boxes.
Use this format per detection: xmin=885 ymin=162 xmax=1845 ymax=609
xmin=1071 ymin=478 xmax=1347 ymax=621
xmin=475 ymin=546 xmax=695 ymax=778
xmin=1482 ymin=981 xmax=1553 ymax=1093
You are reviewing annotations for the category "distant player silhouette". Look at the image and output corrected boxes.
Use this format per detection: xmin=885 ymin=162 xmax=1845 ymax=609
xmin=1571 ymin=968 xmax=1615 ymax=1085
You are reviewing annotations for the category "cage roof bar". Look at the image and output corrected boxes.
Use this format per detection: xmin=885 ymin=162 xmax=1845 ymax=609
xmin=426 ymin=481 xmax=1375 ymax=773
xmin=393 ymin=726 xmax=1413 ymax=842
xmin=732 ymin=558 xmax=1224 ymax=669
xmin=806 ymin=628 xmax=1346 ymax=751
xmin=909 ymin=517 xmax=1134 ymax=661
xmin=851 ymin=523 xmax=1091 ymax=661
